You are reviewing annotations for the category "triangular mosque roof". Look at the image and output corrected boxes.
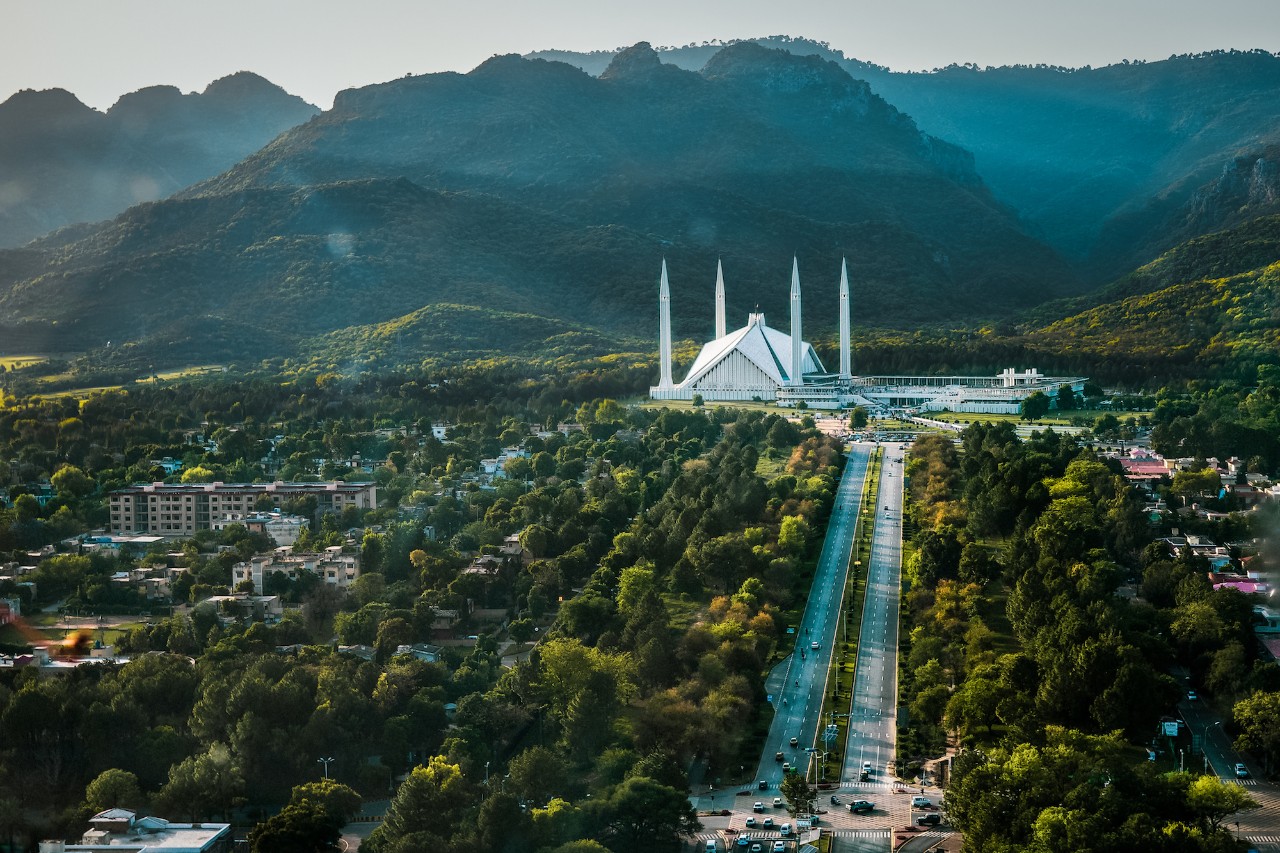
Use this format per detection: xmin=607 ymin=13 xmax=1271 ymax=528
xmin=677 ymin=313 xmax=823 ymax=389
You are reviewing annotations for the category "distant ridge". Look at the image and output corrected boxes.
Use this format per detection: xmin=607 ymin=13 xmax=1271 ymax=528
xmin=0 ymin=43 xmax=1074 ymax=367
xmin=530 ymin=38 xmax=1280 ymax=281
xmin=0 ymin=73 xmax=318 ymax=248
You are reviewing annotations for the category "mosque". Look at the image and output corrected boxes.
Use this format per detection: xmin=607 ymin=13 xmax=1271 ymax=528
xmin=648 ymin=259 xmax=1088 ymax=414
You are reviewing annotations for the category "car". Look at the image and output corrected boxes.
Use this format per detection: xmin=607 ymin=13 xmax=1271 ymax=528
xmin=884 ymin=505 xmax=889 ymax=510
xmin=779 ymin=824 xmax=792 ymax=837
xmin=916 ymin=814 xmax=942 ymax=826
xmin=759 ymin=779 xmax=768 ymax=790
xmin=911 ymin=796 xmax=933 ymax=809
xmin=781 ymin=762 xmax=790 ymax=772
xmin=762 ymin=817 xmax=774 ymax=829
xmin=775 ymin=751 xmax=784 ymax=762
xmin=750 ymin=844 xmax=762 ymax=853
xmin=753 ymin=802 xmax=764 ymax=813
xmin=863 ymin=760 xmax=873 ymax=773
xmin=1187 ymin=689 xmax=1198 ymax=701
xmin=810 ymin=641 xmax=819 ymax=650
xmin=859 ymin=770 xmax=870 ymax=782
xmin=707 ymin=841 xmax=719 ymax=853
xmin=829 ymin=795 xmax=841 ymax=805
xmin=747 ymin=816 xmax=758 ymax=827
xmin=848 ymin=800 xmax=875 ymax=814
xmin=772 ymin=843 xmax=785 ymax=853
xmin=789 ymin=737 xmax=799 ymax=747
xmin=736 ymin=837 xmax=750 ymax=848
xmin=1236 ymin=763 xmax=1249 ymax=778
xmin=773 ymin=797 xmax=783 ymax=808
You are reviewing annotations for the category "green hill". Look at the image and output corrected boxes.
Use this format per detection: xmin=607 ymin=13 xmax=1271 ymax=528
xmin=0 ymin=43 xmax=1077 ymax=367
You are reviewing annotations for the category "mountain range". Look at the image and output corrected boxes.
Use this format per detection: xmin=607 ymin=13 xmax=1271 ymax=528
xmin=0 ymin=43 xmax=1076 ymax=366
xmin=0 ymin=72 xmax=318 ymax=249
xmin=2 ymin=39 xmax=1280 ymax=377
xmin=532 ymin=39 xmax=1280 ymax=277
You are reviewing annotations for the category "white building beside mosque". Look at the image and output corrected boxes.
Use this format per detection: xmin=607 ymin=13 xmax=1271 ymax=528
xmin=648 ymin=259 xmax=1087 ymax=414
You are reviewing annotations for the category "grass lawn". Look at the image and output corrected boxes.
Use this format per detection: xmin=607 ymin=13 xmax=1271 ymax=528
xmin=927 ymin=409 xmax=1145 ymax=426
xmin=661 ymin=594 xmax=706 ymax=632
xmin=975 ymin=578 xmax=1020 ymax=655
xmin=137 ymin=365 xmax=226 ymax=382
xmin=0 ymin=355 xmax=50 ymax=370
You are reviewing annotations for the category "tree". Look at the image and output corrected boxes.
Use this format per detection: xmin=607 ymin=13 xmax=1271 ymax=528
xmin=290 ymin=779 xmax=362 ymax=825
xmin=364 ymin=756 xmax=474 ymax=852
xmin=1185 ymin=773 xmax=1258 ymax=831
xmin=84 ymin=768 xmax=143 ymax=812
xmin=248 ymin=800 xmax=343 ymax=853
xmin=50 ymin=464 xmax=94 ymax=500
xmin=595 ymin=776 xmax=698 ymax=853
xmin=779 ymin=772 xmax=815 ymax=817
xmin=1056 ymin=384 xmax=1078 ymax=411
xmin=1234 ymin=691 xmax=1280 ymax=773
xmin=508 ymin=745 xmax=569 ymax=805
xmin=155 ymin=742 xmax=245 ymax=821
xmin=1021 ymin=392 xmax=1050 ymax=421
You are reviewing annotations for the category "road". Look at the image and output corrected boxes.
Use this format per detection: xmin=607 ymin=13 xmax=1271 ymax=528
xmin=750 ymin=444 xmax=872 ymax=793
xmin=842 ymin=445 xmax=904 ymax=788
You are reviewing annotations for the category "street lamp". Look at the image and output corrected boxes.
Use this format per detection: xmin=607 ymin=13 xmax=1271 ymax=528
xmin=318 ymin=756 xmax=334 ymax=780
xmin=1202 ymin=721 xmax=1222 ymax=774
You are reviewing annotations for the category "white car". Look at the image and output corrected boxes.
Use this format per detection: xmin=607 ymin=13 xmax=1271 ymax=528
xmin=1236 ymin=763 xmax=1249 ymax=778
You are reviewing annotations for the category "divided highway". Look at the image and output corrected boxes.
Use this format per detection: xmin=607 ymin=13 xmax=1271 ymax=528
xmin=842 ymin=445 xmax=905 ymax=785
xmin=752 ymin=444 xmax=872 ymax=790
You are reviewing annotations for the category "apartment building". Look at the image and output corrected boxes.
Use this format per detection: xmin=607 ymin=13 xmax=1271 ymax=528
xmin=232 ymin=545 xmax=361 ymax=592
xmin=108 ymin=481 xmax=377 ymax=536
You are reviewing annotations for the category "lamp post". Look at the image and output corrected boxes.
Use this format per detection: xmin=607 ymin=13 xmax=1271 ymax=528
xmin=1202 ymin=721 xmax=1222 ymax=774
xmin=318 ymin=756 xmax=334 ymax=780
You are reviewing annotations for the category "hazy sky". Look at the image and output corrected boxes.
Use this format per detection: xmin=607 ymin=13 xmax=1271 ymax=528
xmin=6 ymin=0 xmax=1280 ymax=111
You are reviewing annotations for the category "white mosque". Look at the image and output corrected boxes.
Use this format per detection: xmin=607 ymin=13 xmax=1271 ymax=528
xmin=649 ymin=258 xmax=1088 ymax=414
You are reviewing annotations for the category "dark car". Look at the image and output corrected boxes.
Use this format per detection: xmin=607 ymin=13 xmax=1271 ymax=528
xmin=848 ymin=800 xmax=875 ymax=814
xmin=829 ymin=795 xmax=841 ymax=805
xmin=916 ymin=814 xmax=942 ymax=826
xmin=758 ymin=779 xmax=768 ymax=790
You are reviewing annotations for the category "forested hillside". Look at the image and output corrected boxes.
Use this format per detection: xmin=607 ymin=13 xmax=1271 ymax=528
xmin=0 ymin=42 xmax=1075 ymax=366
xmin=535 ymin=39 xmax=1280 ymax=278
xmin=0 ymin=73 xmax=318 ymax=248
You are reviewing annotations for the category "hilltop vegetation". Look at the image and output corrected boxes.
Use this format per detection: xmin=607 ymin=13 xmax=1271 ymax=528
xmin=0 ymin=42 xmax=1076 ymax=367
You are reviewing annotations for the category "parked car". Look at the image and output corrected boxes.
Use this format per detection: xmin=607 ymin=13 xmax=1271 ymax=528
xmin=916 ymin=814 xmax=942 ymax=826
xmin=1236 ymin=763 xmax=1249 ymax=778
xmin=848 ymin=800 xmax=875 ymax=813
